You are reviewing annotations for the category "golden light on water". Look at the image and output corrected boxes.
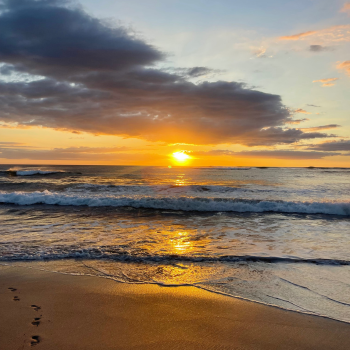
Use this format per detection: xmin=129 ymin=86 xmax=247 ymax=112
xmin=170 ymin=231 xmax=193 ymax=253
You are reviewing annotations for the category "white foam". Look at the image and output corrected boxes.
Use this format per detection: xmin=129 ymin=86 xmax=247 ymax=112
xmin=16 ymin=170 xmax=63 ymax=176
xmin=0 ymin=190 xmax=349 ymax=215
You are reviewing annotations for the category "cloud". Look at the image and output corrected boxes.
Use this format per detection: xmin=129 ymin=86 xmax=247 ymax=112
xmin=0 ymin=145 xmax=161 ymax=161
xmin=340 ymin=3 xmax=350 ymax=15
xmin=279 ymin=25 xmax=350 ymax=43
xmin=0 ymin=0 xmax=163 ymax=77
xmin=309 ymin=45 xmax=329 ymax=52
xmin=279 ymin=31 xmax=317 ymax=41
xmin=313 ymin=78 xmax=339 ymax=83
xmin=299 ymin=124 xmax=340 ymax=132
xmin=307 ymin=104 xmax=321 ymax=107
xmin=285 ymin=118 xmax=309 ymax=125
xmin=294 ymin=109 xmax=311 ymax=114
xmin=0 ymin=141 xmax=23 ymax=146
xmin=251 ymin=47 xmax=273 ymax=59
xmin=337 ymin=60 xmax=350 ymax=75
xmin=0 ymin=0 xmax=336 ymax=146
xmin=313 ymin=77 xmax=339 ymax=87
xmin=231 ymin=127 xmax=333 ymax=147
xmin=306 ymin=140 xmax=350 ymax=151
xmin=186 ymin=67 xmax=215 ymax=77
xmin=197 ymin=149 xmax=341 ymax=159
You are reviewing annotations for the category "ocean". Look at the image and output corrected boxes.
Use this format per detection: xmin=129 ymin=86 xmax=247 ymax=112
xmin=0 ymin=165 xmax=349 ymax=323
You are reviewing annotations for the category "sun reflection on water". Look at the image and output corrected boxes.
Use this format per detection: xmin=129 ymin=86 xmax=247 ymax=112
xmin=169 ymin=231 xmax=193 ymax=254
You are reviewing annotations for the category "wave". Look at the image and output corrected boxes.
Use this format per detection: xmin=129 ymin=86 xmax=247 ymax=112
xmin=1 ymin=168 xmax=81 ymax=176
xmin=0 ymin=190 xmax=349 ymax=215
xmin=16 ymin=170 xmax=64 ymax=176
xmin=0 ymin=249 xmax=349 ymax=265
xmin=195 ymin=167 xmax=251 ymax=170
xmin=73 ymin=183 xmax=246 ymax=193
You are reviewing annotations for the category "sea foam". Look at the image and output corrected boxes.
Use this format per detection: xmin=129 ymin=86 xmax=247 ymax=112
xmin=0 ymin=190 xmax=349 ymax=215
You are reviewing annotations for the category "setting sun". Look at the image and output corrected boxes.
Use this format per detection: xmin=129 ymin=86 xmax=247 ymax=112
xmin=172 ymin=151 xmax=191 ymax=162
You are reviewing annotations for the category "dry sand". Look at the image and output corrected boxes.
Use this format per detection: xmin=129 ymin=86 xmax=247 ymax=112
xmin=0 ymin=264 xmax=349 ymax=350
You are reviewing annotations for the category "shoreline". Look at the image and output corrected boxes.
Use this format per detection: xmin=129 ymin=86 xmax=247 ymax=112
xmin=1 ymin=265 xmax=350 ymax=349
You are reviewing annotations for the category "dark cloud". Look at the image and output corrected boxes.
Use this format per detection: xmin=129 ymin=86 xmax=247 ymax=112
xmin=0 ymin=0 xmax=336 ymax=146
xmin=198 ymin=149 xmax=341 ymax=159
xmin=306 ymin=140 xmax=350 ymax=151
xmin=309 ymin=45 xmax=329 ymax=52
xmin=186 ymin=67 xmax=214 ymax=77
xmin=240 ymin=127 xmax=333 ymax=147
xmin=0 ymin=0 xmax=163 ymax=77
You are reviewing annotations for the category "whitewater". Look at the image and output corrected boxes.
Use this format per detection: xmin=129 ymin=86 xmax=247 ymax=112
xmin=0 ymin=165 xmax=349 ymax=323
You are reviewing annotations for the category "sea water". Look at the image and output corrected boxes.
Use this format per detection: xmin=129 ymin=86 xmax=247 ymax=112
xmin=0 ymin=165 xmax=349 ymax=322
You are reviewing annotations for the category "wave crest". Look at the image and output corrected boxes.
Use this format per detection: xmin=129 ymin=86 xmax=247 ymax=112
xmin=0 ymin=190 xmax=349 ymax=215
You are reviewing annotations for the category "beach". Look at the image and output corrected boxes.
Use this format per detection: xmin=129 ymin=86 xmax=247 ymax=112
xmin=1 ymin=264 xmax=350 ymax=350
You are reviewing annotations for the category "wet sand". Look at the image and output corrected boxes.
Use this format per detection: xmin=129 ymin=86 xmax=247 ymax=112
xmin=0 ymin=265 xmax=349 ymax=350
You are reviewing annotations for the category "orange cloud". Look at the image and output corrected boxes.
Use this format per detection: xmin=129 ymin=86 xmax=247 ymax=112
xmin=285 ymin=118 xmax=309 ymax=124
xmin=340 ymin=3 xmax=350 ymax=14
xmin=337 ymin=60 xmax=350 ymax=75
xmin=279 ymin=31 xmax=317 ymax=40
xmin=313 ymin=78 xmax=338 ymax=83
xmin=313 ymin=78 xmax=339 ymax=87
xmin=299 ymin=124 xmax=340 ymax=132
xmin=279 ymin=25 xmax=350 ymax=42
xmin=294 ymin=109 xmax=311 ymax=114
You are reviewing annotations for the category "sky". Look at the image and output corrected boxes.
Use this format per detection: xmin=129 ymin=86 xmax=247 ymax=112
xmin=0 ymin=0 xmax=349 ymax=167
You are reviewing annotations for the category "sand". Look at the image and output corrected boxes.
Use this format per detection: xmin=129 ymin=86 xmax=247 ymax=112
xmin=0 ymin=264 xmax=349 ymax=350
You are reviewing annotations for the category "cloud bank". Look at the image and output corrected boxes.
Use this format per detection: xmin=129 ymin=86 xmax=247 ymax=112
xmin=0 ymin=0 xmax=335 ymax=146
xmin=307 ymin=140 xmax=350 ymax=151
xmin=196 ymin=149 xmax=341 ymax=160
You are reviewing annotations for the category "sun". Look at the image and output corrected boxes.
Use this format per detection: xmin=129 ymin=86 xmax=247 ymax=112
xmin=172 ymin=151 xmax=191 ymax=162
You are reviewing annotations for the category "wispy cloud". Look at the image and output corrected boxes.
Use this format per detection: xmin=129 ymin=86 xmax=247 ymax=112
xmin=196 ymin=149 xmax=341 ymax=159
xmin=0 ymin=146 xmax=162 ymax=162
xmin=313 ymin=78 xmax=339 ymax=87
xmin=279 ymin=26 xmax=350 ymax=43
xmin=285 ymin=118 xmax=309 ymax=125
xmin=337 ymin=61 xmax=350 ymax=75
xmin=279 ymin=31 xmax=317 ymax=41
xmin=0 ymin=142 xmax=24 ymax=147
xmin=299 ymin=124 xmax=340 ymax=132
xmin=340 ymin=2 xmax=350 ymax=15
xmin=250 ymin=47 xmax=273 ymax=59
xmin=294 ymin=109 xmax=311 ymax=114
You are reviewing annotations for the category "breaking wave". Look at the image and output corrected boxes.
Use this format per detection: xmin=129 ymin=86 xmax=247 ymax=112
xmin=0 ymin=190 xmax=349 ymax=215
xmin=1 ymin=168 xmax=81 ymax=176
xmin=0 ymin=249 xmax=349 ymax=265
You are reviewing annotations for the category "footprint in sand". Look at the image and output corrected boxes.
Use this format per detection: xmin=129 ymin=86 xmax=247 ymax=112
xmin=8 ymin=287 xmax=17 ymax=292
xmin=31 ymin=317 xmax=41 ymax=327
xmin=31 ymin=335 xmax=40 ymax=346
xmin=13 ymin=296 xmax=20 ymax=301
xmin=31 ymin=305 xmax=41 ymax=311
